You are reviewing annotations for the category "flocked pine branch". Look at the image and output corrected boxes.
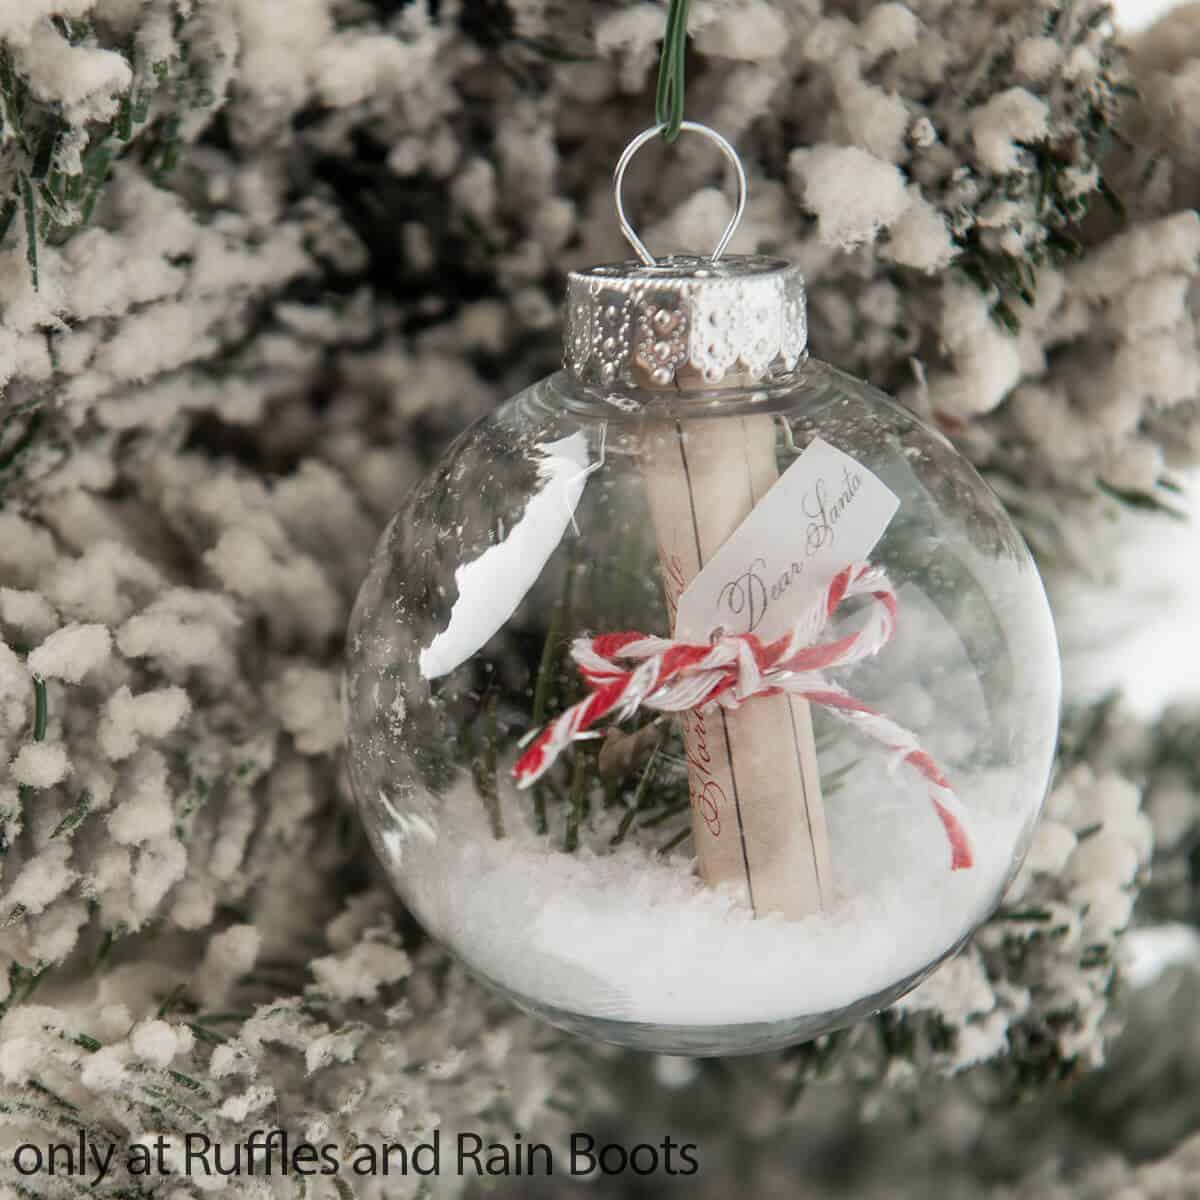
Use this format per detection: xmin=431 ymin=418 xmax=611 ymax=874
xmin=0 ymin=1 xmax=1197 ymax=1197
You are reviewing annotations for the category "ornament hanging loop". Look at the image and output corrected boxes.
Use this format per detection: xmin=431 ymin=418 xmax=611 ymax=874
xmin=613 ymin=121 xmax=747 ymax=268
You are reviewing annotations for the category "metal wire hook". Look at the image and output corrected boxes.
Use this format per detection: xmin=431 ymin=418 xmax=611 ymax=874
xmin=613 ymin=121 xmax=748 ymax=268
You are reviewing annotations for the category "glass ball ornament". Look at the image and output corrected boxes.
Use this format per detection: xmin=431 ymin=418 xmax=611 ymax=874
xmin=345 ymin=249 xmax=1061 ymax=1055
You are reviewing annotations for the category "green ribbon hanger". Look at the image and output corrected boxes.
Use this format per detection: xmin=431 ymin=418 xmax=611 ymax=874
xmin=655 ymin=0 xmax=691 ymax=142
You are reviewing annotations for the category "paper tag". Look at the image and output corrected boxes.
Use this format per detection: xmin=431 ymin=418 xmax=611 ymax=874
xmin=674 ymin=437 xmax=899 ymax=643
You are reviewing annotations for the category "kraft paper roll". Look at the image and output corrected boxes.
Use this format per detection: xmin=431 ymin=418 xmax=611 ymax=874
xmin=640 ymin=413 xmax=833 ymax=919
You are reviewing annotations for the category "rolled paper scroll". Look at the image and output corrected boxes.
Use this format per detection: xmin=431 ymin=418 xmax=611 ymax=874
xmin=639 ymin=412 xmax=833 ymax=919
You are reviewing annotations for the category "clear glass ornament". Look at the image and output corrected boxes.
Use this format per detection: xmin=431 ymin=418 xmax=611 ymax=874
xmin=345 ymin=126 xmax=1060 ymax=1055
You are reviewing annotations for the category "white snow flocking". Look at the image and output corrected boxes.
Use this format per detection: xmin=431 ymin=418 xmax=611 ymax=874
xmin=418 ymin=433 xmax=593 ymax=679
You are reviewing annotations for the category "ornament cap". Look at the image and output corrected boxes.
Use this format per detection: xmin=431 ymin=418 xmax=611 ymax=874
xmin=563 ymin=253 xmax=808 ymax=391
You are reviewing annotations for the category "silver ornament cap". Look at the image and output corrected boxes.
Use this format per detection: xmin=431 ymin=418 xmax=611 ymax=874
xmin=564 ymin=254 xmax=808 ymax=389
xmin=563 ymin=121 xmax=807 ymax=391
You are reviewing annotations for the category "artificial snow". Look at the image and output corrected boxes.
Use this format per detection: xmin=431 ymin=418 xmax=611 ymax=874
xmin=0 ymin=515 xmax=58 ymax=589
xmin=692 ymin=3 xmax=790 ymax=62
xmin=116 ymin=588 xmax=242 ymax=676
xmin=970 ymin=87 xmax=1050 ymax=173
xmin=898 ymin=953 xmax=994 ymax=1019
xmin=107 ymin=752 xmax=173 ymax=844
xmin=27 ymin=622 xmax=112 ymax=683
xmin=10 ymin=743 xmax=70 ymax=788
xmin=860 ymin=3 xmax=920 ymax=59
xmin=130 ymin=1018 xmax=193 ymax=1066
xmin=47 ymin=542 xmax=161 ymax=626
xmin=80 ymin=1045 xmax=129 ymax=1091
xmin=269 ymin=665 xmax=343 ymax=754
xmin=218 ymin=1083 xmax=275 ymax=1122
xmin=309 ymin=939 xmax=411 ymax=1002
xmin=1122 ymin=924 xmax=1200 ymax=989
xmin=0 ymin=1036 xmax=44 ymax=1085
xmin=0 ymin=647 xmax=28 ymax=710
xmin=129 ymin=837 xmax=187 ymax=922
xmin=0 ymin=590 xmax=58 ymax=642
xmin=833 ymin=62 xmax=910 ymax=162
xmin=923 ymin=279 xmax=1023 ymax=416
xmin=195 ymin=924 xmax=261 ymax=1009
xmin=27 ymin=900 xmax=89 ymax=965
xmin=98 ymin=685 xmax=191 ymax=761
xmin=884 ymin=190 xmax=957 ymax=272
xmin=1113 ymin=274 xmax=1191 ymax=337
xmin=793 ymin=145 xmax=910 ymax=248
xmin=378 ymin=752 xmax=1042 ymax=1029
xmin=1025 ymin=821 xmax=1077 ymax=875
xmin=419 ymin=433 xmax=593 ymax=679
xmin=1014 ymin=36 xmax=1062 ymax=81
xmin=1066 ymin=831 xmax=1140 ymax=888
xmin=1071 ymin=881 xmax=1134 ymax=940
xmin=16 ymin=21 xmax=131 ymax=122
xmin=4 ymin=844 xmax=76 ymax=916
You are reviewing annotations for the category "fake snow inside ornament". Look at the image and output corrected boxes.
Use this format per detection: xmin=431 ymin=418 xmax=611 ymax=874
xmin=346 ymin=124 xmax=1061 ymax=1055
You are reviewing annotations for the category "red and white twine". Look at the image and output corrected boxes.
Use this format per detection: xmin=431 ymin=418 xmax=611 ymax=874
xmin=513 ymin=562 xmax=973 ymax=871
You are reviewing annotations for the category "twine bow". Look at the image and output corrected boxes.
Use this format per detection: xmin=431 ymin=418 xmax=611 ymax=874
xmin=513 ymin=563 xmax=973 ymax=871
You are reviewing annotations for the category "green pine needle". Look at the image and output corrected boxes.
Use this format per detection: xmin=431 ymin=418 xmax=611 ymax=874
xmin=32 ymin=676 xmax=47 ymax=740
xmin=49 ymin=792 xmax=89 ymax=839
xmin=20 ymin=174 xmax=38 ymax=290
xmin=563 ymin=753 xmax=587 ymax=852
xmin=610 ymin=740 xmax=663 ymax=847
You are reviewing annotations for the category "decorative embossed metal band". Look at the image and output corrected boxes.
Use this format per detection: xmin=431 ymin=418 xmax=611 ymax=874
xmin=564 ymin=254 xmax=808 ymax=390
